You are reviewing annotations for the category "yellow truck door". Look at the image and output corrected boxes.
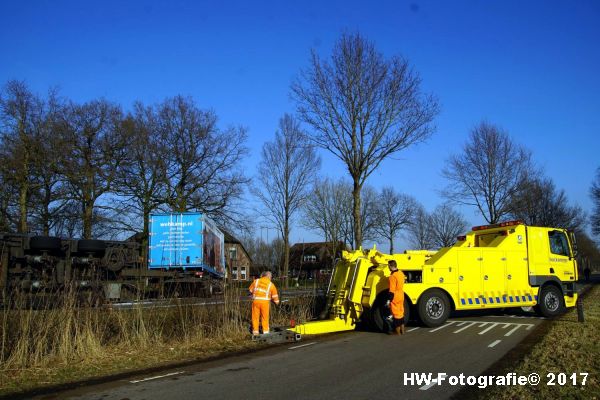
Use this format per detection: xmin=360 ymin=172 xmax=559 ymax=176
xmin=457 ymin=248 xmax=483 ymax=308
xmin=481 ymin=250 xmax=506 ymax=306
xmin=547 ymin=230 xmax=576 ymax=283
xmin=505 ymin=247 xmax=531 ymax=305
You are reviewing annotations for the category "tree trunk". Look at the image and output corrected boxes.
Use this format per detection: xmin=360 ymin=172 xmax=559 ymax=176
xmin=83 ymin=200 xmax=93 ymax=239
xmin=389 ymin=237 xmax=394 ymax=254
xmin=142 ymin=209 xmax=150 ymax=264
xmin=283 ymin=218 xmax=290 ymax=289
xmin=42 ymin=183 xmax=52 ymax=236
xmin=18 ymin=184 xmax=28 ymax=233
xmin=352 ymin=178 xmax=362 ymax=249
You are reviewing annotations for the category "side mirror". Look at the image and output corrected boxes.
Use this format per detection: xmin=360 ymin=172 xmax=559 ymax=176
xmin=569 ymin=232 xmax=578 ymax=258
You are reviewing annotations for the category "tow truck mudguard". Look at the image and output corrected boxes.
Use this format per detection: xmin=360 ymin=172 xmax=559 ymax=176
xmin=562 ymin=281 xmax=577 ymax=297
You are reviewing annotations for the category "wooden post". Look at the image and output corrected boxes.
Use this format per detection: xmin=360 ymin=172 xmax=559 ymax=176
xmin=577 ymin=297 xmax=585 ymax=323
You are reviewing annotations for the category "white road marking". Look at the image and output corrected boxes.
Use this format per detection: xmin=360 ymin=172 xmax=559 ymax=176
xmin=130 ymin=371 xmax=184 ymax=383
xmin=478 ymin=323 xmax=500 ymax=335
xmin=429 ymin=321 xmax=455 ymax=332
xmin=488 ymin=340 xmax=502 ymax=348
xmin=419 ymin=379 xmax=439 ymax=390
xmin=454 ymin=322 xmax=476 ymax=333
xmin=288 ymin=342 xmax=317 ymax=350
xmin=504 ymin=325 xmax=522 ymax=336
xmin=430 ymin=320 xmax=535 ymax=335
xmin=407 ymin=327 xmax=420 ymax=332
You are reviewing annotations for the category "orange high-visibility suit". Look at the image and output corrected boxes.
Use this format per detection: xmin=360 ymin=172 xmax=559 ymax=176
xmin=249 ymin=277 xmax=279 ymax=334
xmin=389 ymin=270 xmax=405 ymax=319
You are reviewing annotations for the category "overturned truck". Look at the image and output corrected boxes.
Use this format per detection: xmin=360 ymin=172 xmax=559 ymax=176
xmin=0 ymin=213 xmax=225 ymax=304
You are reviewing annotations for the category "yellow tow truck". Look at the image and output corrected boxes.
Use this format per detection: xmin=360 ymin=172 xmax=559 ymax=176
xmin=291 ymin=221 xmax=579 ymax=335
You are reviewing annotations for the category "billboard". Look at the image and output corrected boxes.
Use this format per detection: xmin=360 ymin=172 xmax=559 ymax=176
xmin=148 ymin=213 xmax=225 ymax=277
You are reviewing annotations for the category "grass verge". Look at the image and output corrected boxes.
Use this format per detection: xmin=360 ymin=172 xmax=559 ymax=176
xmin=475 ymin=284 xmax=599 ymax=399
xmin=0 ymin=288 xmax=317 ymax=397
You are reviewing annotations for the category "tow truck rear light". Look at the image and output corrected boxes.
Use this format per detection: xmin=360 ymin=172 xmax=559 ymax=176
xmin=472 ymin=220 xmax=523 ymax=231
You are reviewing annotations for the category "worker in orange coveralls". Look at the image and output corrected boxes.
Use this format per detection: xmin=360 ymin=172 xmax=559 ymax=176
xmin=249 ymin=271 xmax=279 ymax=335
xmin=386 ymin=260 xmax=406 ymax=335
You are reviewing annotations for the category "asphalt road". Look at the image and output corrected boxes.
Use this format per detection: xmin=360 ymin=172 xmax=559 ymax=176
xmin=34 ymin=310 xmax=547 ymax=400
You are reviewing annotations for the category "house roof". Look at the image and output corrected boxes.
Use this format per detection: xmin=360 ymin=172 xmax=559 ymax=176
xmin=222 ymin=229 xmax=252 ymax=263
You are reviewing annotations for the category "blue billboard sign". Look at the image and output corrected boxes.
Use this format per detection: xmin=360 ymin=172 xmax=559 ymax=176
xmin=148 ymin=213 xmax=225 ymax=277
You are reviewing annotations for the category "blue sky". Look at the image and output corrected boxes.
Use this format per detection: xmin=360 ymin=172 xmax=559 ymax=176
xmin=1 ymin=0 xmax=599 ymax=249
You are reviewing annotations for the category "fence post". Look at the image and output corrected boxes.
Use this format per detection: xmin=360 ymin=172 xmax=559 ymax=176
xmin=577 ymin=297 xmax=585 ymax=323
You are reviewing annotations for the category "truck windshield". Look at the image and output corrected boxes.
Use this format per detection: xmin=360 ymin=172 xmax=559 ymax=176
xmin=548 ymin=231 xmax=570 ymax=257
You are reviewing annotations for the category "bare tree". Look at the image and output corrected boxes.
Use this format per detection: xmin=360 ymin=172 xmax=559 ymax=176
xmin=302 ymin=178 xmax=346 ymax=243
xmin=406 ymin=205 xmax=434 ymax=249
xmin=373 ymin=187 xmax=418 ymax=253
xmin=429 ymin=203 xmax=468 ymax=248
xmin=510 ymin=175 xmax=586 ymax=233
xmin=113 ymin=102 xmax=166 ymax=258
xmin=157 ymin=96 xmax=249 ymax=228
xmin=241 ymin=235 xmax=284 ymax=275
xmin=57 ymin=99 xmax=127 ymax=238
xmin=0 ymin=167 xmax=15 ymax=232
xmin=303 ymin=178 xmax=378 ymax=250
xmin=302 ymin=178 xmax=348 ymax=265
xmin=28 ymin=93 xmax=71 ymax=236
xmin=292 ymin=32 xmax=439 ymax=247
xmin=254 ymin=114 xmax=321 ymax=286
xmin=0 ymin=80 xmax=50 ymax=233
xmin=443 ymin=122 xmax=533 ymax=224
xmin=575 ymin=231 xmax=600 ymax=272
xmin=591 ymin=167 xmax=600 ymax=237
xmin=357 ymin=185 xmax=379 ymax=246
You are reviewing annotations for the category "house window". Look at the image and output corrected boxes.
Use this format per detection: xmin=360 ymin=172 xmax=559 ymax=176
xmin=303 ymin=255 xmax=317 ymax=263
xmin=229 ymin=247 xmax=237 ymax=260
xmin=240 ymin=267 xmax=246 ymax=280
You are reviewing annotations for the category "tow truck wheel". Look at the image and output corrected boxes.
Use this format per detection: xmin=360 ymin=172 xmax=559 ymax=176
xmin=534 ymin=285 xmax=565 ymax=318
xmin=371 ymin=293 xmax=411 ymax=333
xmin=418 ymin=289 xmax=450 ymax=328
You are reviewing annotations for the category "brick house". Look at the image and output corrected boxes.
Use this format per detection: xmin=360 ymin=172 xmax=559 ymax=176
xmin=288 ymin=241 xmax=347 ymax=280
xmin=224 ymin=231 xmax=252 ymax=281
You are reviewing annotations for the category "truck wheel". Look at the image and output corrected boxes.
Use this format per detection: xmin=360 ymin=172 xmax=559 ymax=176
xmin=371 ymin=293 xmax=411 ymax=333
xmin=418 ymin=289 xmax=450 ymax=328
xmin=534 ymin=285 xmax=564 ymax=318
xmin=77 ymin=239 xmax=107 ymax=254
xmin=29 ymin=236 xmax=62 ymax=252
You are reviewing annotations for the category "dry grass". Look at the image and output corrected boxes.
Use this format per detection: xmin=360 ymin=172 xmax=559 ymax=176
xmin=0 ymin=286 xmax=317 ymax=396
xmin=480 ymin=285 xmax=600 ymax=400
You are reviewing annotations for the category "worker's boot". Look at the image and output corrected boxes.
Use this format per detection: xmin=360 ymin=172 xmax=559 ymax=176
xmin=385 ymin=315 xmax=395 ymax=334
xmin=394 ymin=326 xmax=402 ymax=335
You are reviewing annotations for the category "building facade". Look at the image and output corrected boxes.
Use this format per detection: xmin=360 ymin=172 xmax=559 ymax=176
xmin=224 ymin=232 xmax=252 ymax=281
xmin=288 ymin=241 xmax=347 ymax=280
